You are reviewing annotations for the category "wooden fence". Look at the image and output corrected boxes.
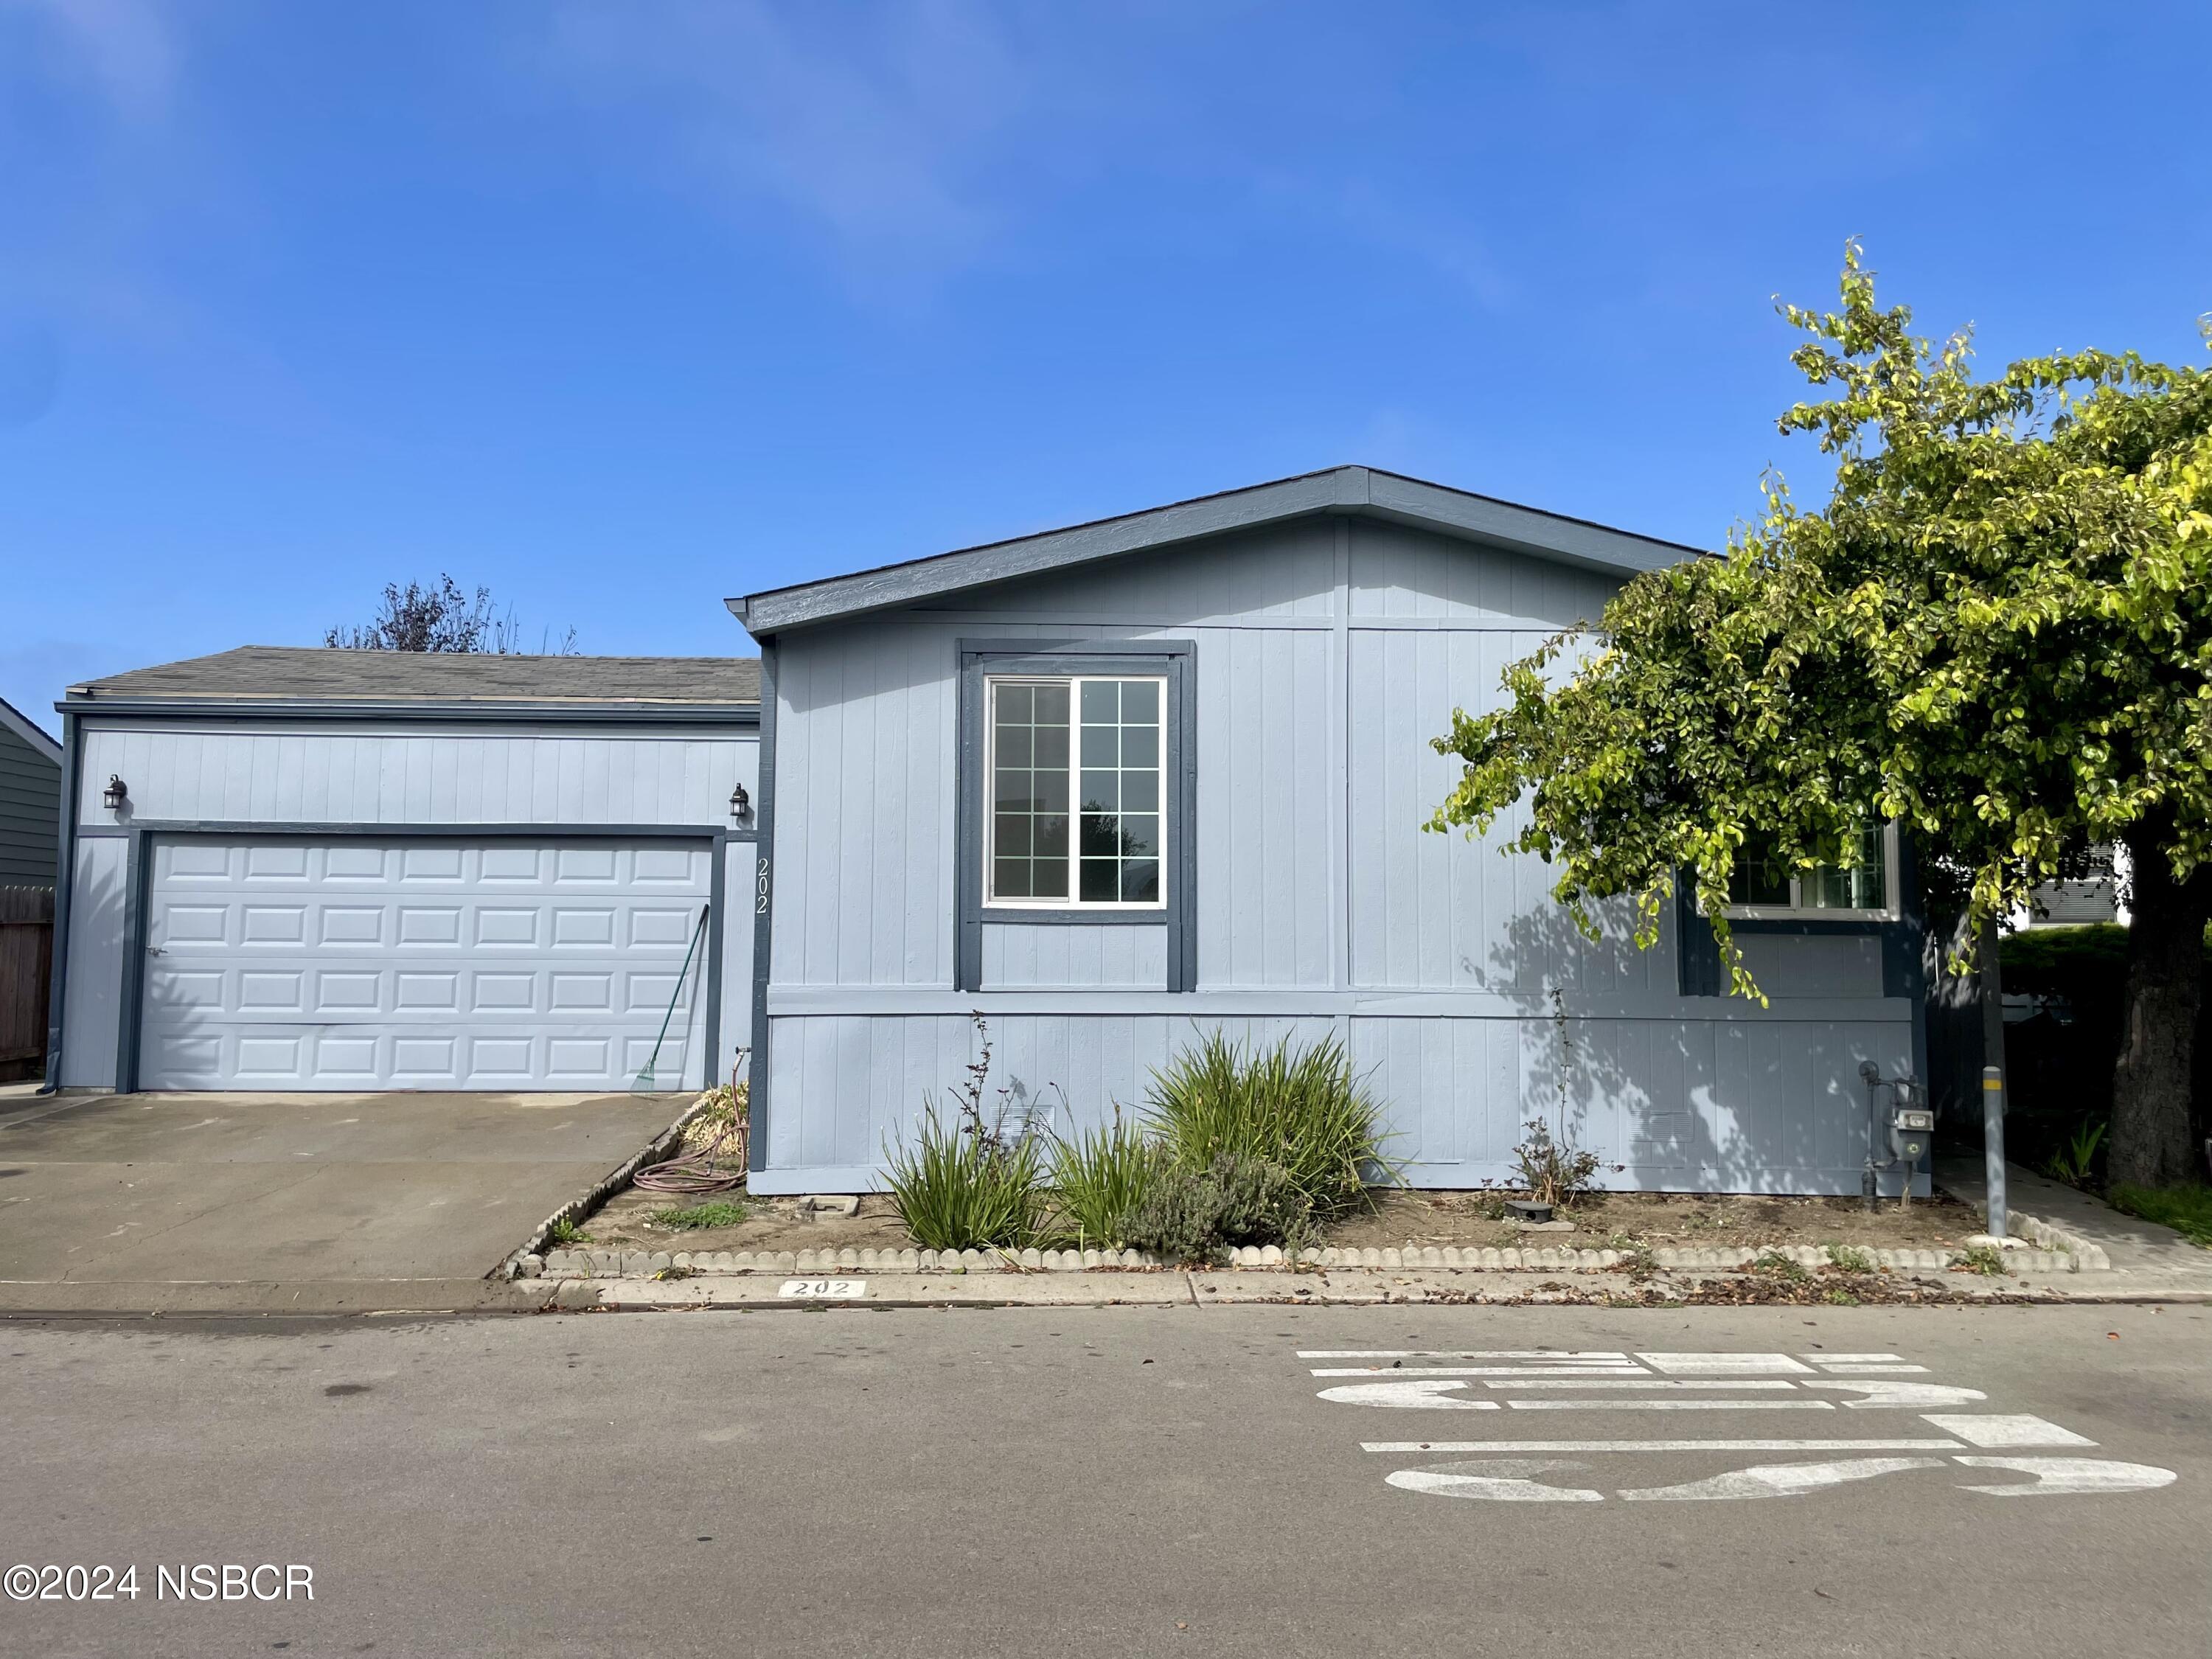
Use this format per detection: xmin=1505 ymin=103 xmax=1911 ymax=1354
xmin=0 ymin=885 xmax=54 ymax=1082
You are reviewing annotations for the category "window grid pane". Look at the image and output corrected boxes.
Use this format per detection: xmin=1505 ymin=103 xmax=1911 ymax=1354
xmin=1728 ymin=827 xmax=1890 ymax=914
xmin=987 ymin=674 xmax=1166 ymax=908
xmin=987 ymin=680 xmax=1069 ymax=902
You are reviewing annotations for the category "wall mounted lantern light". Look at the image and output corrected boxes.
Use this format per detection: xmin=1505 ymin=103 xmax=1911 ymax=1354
xmin=102 ymin=775 xmax=129 ymax=812
xmin=728 ymin=781 xmax=751 ymax=821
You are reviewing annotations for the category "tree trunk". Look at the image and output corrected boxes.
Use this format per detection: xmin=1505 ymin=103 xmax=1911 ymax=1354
xmin=2108 ymin=830 xmax=2212 ymax=1189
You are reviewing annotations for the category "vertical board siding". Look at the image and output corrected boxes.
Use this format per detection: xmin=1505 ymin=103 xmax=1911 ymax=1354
xmin=1347 ymin=519 xmax=1617 ymax=623
xmin=771 ymin=620 xmax=956 ymax=987
xmin=59 ymin=836 xmax=128 ymax=1086
xmin=75 ymin=728 xmax=757 ymax=829
xmin=1352 ymin=1013 xmax=1907 ymax=1191
xmin=980 ymin=925 xmax=1168 ymax=988
xmin=1195 ymin=625 xmax=1335 ymax=989
xmin=938 ymin=520 xmax=1338 ymax=621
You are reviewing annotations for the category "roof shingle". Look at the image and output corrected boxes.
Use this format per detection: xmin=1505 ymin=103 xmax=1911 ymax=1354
xmin=69 ymin=647 xmax=759 ymax=708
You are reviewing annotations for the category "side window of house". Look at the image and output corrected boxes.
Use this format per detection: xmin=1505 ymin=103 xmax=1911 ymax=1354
xmin=988 ymin=675 xmax=1165 ymax=908
xmin=1727 ymin=825 xmax=1893 ymax=917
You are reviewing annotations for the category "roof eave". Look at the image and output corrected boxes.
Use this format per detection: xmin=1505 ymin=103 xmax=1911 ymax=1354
xmin=729 ymin=465 xmax=1698 ymax=637
xmin=58 ymin=695 xmax=761 ymax=726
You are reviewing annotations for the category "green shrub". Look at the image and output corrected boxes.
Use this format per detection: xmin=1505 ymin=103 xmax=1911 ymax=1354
xmin=1145 ymin=1030 xmax=1388 ymax=1217
xmin=884 ymin=1106 xmax=1047 ymax=1253
xmin=1119 ymin=1151 xmax=1314 ymax=1265
xmin=2108 ymin=1183 xmax=2212 ymax=1248
xmin=649 ymin=1200 xmax=749 ymax=1231
xmin=1956 ymin=1242 xmax=2010 ymax=1276
xmin=1824 ymin=1242 xmax=1876 ymax=1274
xmin=1047 ymin=1116 xmax=1155 ymax=1250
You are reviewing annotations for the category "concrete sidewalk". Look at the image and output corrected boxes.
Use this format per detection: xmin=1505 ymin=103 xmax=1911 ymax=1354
xmin=1935 ymin=1152 xmax=2212 ymax=1294
xmin=0 ymin=1088 xmax=683 ymax=1313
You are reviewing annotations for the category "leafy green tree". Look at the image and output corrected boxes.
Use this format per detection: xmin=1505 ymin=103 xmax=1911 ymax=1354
xmin=1430 ymin=246 xmax=2212 ymax=1188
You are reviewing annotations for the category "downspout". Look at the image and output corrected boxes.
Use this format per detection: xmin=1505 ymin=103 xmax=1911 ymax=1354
xmin=38 ymin=706 xmax=80 ymax=1094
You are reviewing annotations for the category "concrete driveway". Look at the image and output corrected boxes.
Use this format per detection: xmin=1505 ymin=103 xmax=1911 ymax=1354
xmin=0 ymin=1085 xmax=684 ymax=1312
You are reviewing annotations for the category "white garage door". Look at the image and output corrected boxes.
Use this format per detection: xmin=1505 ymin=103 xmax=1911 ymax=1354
xmin=140 ymin=838 xmax=714 ymax=1091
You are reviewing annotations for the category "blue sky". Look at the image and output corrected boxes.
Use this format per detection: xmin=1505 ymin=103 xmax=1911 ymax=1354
xmin=4 ymin=1 xmax=2209 ymax=736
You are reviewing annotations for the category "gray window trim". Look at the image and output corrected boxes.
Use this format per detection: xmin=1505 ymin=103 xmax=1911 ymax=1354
xmin=1674 ymin=836 xmax=1927 ymax=1013
xmin=956 ymin=639 xmax=1196 ymax=992
xmin=110 ymin=822 xmax=731 ymax=1095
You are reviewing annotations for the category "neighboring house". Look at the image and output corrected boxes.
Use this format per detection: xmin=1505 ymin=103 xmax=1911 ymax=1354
xmin=46 ymin=650 xmax=758 ymax=1094
xmin=731 ymin=467 xmax=1926 ymax=1197
xmin=0 ymin=696 xmax=63 ymax=1079
xmin=0 ymin=694 xmax=63 ymax=887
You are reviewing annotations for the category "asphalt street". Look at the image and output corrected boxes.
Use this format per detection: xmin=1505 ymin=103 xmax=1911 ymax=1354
xmin=3 ymin=1301 xmax=2205 ymax=1657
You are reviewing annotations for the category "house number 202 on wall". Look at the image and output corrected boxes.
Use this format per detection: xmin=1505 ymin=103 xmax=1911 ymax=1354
xmin=757 ymin=858 xmax=770 ymax=915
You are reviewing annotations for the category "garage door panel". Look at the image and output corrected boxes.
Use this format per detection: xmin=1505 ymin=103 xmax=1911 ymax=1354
xmin=140 ymin=837 xmax=712 ymax=1091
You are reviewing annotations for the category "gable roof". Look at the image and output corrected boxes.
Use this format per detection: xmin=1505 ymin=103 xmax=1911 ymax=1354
xmin=0 ymin=695 xmax=62 ymax=763
xmin=64 ymin=647 xmax=760 ymax=720
xmin=728 ymin=464 xmax=1703 ymax=636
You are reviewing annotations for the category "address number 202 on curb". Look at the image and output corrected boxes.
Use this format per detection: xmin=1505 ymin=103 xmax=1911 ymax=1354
xmin=778 ymin=1279 xmax=868 ymax=1299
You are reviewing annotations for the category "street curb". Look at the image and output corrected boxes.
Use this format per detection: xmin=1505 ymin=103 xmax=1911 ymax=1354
xmin=494 ymin=1096 xmax=714 ymax=1281
xmin=564 ymin=1265 xmax=2184 ymax=1312
xmin=530 ymin=1239 xmax=2091 ymax=1280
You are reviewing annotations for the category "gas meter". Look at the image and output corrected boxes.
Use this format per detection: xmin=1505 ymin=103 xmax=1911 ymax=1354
xmin=1857 ymin=1062 xmax=1932 ymax=1208
xmin=1889 ymin=1102 xmax=1935 ymax=1164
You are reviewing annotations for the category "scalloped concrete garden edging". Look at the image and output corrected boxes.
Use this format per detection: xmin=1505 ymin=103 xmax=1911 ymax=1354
xmin=521 ymin=1239 xmax=2097 ymax=1280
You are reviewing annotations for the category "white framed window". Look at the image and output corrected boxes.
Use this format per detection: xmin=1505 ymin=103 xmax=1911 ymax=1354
xmin=985 ymin=673 xmax=1167 ymax=908
xmin=1724 ymin=822 xmax=1899 ymax=921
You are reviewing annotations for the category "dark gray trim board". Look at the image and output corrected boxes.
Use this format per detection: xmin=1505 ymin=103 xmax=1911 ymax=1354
xmin=955 ymin=639 xmax=1197 ymax=992
xmin=40 ymin=710 xmax=82 ymax=1093
xmin=731 ymin=466 xmax=1703 ymax=636
xmin=116 ymin=827 xmax=151 ymax=1093
xmin=62 ymin=698 xmax=758 ymax=726
xmin=747 ymin=640 xmax=779 ymax=1175
xmin=110 ymin=821 xmax=752 ymax=840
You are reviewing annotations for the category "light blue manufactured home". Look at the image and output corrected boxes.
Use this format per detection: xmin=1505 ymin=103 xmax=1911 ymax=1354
xmin=733 ymin=467 xmax=1927 ymax=1197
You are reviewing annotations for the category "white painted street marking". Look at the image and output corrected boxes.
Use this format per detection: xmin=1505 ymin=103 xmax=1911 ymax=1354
xmin=1955 ymin=1457 xmax=2177 ymax=1496
xmin=1363 ymin=1439 xmax=1969 ymax=1454
xmin=1921 ymin=1414 xmax=2097 ymax=1448
xmin=1478 ymin=1380 xmax=1800 ymax=1391
xmin=1619 ymin=1458 xmax=1943 ymax=1502
xmin=1501 ymin=1399 xmax=1836 ymax=1412
xmin=1385 ymin=1462 xmax=1604 ymax=1503
xmin=1636 ymin=1353 xmax=1814 ymax=1374
xmin=1298 ymin=1351 xmax=1629 ymax=1360
xmin=1310 ymin=1365 xmax=1646 ymax=1378
xmin=1318 ymin=1381 xmax=1502 ymax=1409
xmin=777 ymin=1278 xmax=866 ymax=1298
xmin=1801 ymin=1380 xmax=1986 ymax=1409
xmin=1325 ymin=1347 xmax=2175 ymax=1506
xmin=1809 ymin=1363 xmax=1930 ymax=1374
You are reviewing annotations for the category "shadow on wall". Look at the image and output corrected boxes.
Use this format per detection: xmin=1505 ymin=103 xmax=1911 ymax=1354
xmin=1481 ymin=892 xmax=1911 ymax=1196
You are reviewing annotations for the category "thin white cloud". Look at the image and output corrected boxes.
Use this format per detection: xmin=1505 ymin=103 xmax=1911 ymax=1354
xmin=541 ymin=0 xmax=1026 ymax=286
xmin=7 ymin=0 xmax=176 ymax=121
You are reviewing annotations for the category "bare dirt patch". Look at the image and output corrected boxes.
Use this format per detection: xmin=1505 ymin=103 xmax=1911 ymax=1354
xmin=1324 ymin=1188 xmax=1980 ymax=1252
xmin=563 ymin=1186 xmax=908 ymax=1256
xmin=563 ymin=1180 xmax=1978 ymax=1259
